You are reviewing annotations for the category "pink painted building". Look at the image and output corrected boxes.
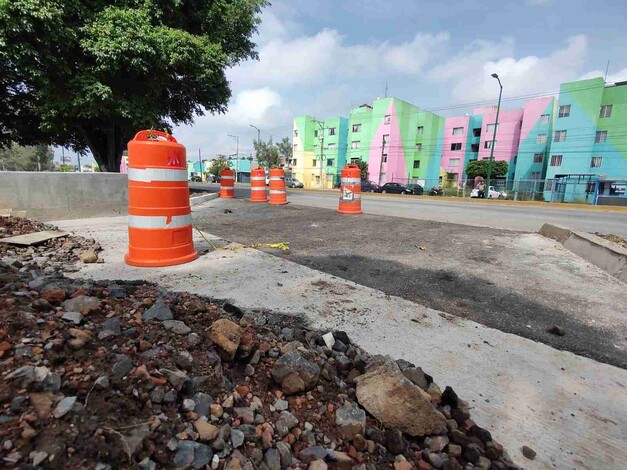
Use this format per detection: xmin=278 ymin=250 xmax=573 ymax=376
xmin=476 ymin=107 xmax=524 ymax=179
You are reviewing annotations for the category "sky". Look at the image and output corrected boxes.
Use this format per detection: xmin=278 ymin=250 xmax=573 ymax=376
xmin=56 ymin=0 xmax=627 ymax=165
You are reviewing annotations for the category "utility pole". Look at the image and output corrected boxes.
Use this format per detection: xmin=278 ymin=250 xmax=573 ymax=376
xmin=228 ymin=134 xmax=239 ymax=182
xmin=485 ymin=73 xmax=503 ymax=199
xmin=77 ymin=151 xmax=82 ymax=172
xmin=315 ymin=120 xmax=325 ymax=189
xmin=250 ymin=124 xmax=261 ymax=171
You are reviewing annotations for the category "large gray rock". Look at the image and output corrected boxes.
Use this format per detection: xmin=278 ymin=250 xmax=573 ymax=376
xmin=271 ymin=352 xmax=320 ymax=395
xmin=62 ymin=296 xmax=100 ymax=314
xmin=275 ymin=411 xmax=299 ymax=437
xmin=162 ymin=320 xmax=191 ymax=335
xmin=208 ymin=319 xmax=242 ymax=361
xmin=335 ymin=404 xmax=366 ymax=440
xmin=354 ymin=356 xmax=446 ymax=437
xmin=143 ymin=299 xmax=173 ymax=321
xmin=173 ymin=441 xmax=213 ymax=469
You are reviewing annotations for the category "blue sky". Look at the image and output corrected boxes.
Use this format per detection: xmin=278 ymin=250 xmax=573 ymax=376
xmin=56 ymin=0 xmax=627 ymax=165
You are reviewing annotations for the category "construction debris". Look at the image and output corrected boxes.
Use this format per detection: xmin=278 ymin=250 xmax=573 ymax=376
xmin=0 ymin=216 xmax=519 ymax=469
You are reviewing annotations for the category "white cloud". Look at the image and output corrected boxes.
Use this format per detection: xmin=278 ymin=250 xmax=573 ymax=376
xmin=579 ymin=67 xmax=627 ymax=84
xmin=430 ymin=35 xmax=588 ymax=104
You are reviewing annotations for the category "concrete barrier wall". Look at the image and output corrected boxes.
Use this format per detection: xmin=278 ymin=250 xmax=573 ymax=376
xmin=0 ymin=171 xmax=128 ymax=221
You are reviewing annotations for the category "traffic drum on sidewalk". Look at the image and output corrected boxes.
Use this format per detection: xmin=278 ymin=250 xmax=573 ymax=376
xmin=337 ymin=164 xmax=363 ymax=214
xmin=125 ymin=130 xmax=198 ymax=267
xmin=250 ymin=168 xmax=268 ymax=203
xmin=268 ymin=168 xmax=288 ymax=205
xmin=220 ymin=168 xmax=235 ymax=198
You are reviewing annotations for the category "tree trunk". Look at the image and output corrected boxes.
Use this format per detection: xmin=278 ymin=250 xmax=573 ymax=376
xmin=79 ymin=124 xmax=125 ymax=172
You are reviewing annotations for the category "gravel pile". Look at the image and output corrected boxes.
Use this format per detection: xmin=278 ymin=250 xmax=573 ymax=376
xmin=0 ymin=217 xmax=521 ymax=469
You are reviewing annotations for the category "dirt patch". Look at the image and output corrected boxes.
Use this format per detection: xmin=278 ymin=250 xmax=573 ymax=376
xmin=595 ymin=232 xmax=627 ymax=249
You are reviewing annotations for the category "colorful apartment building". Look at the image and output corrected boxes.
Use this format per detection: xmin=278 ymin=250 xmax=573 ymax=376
xmin=291 ymin=77 xmax=626 ymax=202
xmin=545 ymin=78 xmax=627 ymax=203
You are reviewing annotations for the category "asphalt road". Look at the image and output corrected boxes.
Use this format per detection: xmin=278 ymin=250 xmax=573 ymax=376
xmin=195 ymin=199 xmax=627 ymax=368
xmin=190 ymin=183 xmax=627 ymax=236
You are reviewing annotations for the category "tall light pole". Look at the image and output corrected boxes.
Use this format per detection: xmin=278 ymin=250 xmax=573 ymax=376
xmin=228 ymin=134 xmax=239 ymax=182
xmin=250 ymin=124 xmax=261 ymax=169
xmin=485 ymin=73 xmax=502 ymax=199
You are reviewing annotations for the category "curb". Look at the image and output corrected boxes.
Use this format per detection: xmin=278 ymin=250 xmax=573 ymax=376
xmin=190 ymin=193 xmax=219 ymax=207
xmin=539 ymin=223 xmax=627 ymax=283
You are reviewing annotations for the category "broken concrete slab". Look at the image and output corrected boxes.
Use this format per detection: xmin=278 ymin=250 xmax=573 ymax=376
xmin=0 ymin=230 xmax=68 ymax=246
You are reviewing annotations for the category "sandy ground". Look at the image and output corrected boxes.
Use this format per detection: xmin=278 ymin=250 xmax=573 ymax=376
xmin=53 ymin=211 xmax=627 ymax=470
xmin=195 ymin=199 xmax=627 ymax=369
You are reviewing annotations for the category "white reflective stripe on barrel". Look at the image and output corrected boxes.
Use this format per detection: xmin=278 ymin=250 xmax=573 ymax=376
xmin=128 ymin=168 xmax=189 ymax=183
xmin=341 ymin=177 xmax=361 ymax=184
xmin=251 ymin=187 xmax=268 ymax=191
xmin=269 ymin=176 xmax=284 ymax=181
xmin=250 ymin=176 xmax=266 ymax=181
xmin=128 ymin=214 xmax=192 ymax=229
xmin=269 ymin=190 xmax=286 ymax=194
xmin=220 ymin=175 xmax=234 ymax=180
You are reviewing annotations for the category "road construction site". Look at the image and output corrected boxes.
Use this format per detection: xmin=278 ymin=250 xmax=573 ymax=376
xmin=50 ymin=195 xmax=627 ymax=470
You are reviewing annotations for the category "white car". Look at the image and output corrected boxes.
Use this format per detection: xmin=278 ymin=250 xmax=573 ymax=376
xmin=470 ymin=186 xmax=507 ymax=199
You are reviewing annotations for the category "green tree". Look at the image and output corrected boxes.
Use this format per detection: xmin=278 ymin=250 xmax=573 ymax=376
xmin=275 ymin=137 xmax=292 ymax=163
xmin=0 ymin=144 xmax=54 ymax=171
xmin=465 ymin=160 xmax=508 ymax=179
xmin=355 ymin=159 xmax=369 ymax=180
xmin=254 ymin=138 xmax=280 ymax=169
xmin=208 ymin=156 xmax=228 ymax=175
xmin=0 ymin=0 xmax=267 ymax=172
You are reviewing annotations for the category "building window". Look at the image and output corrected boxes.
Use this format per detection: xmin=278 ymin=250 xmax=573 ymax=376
xmin=352 ymin=123 xmax=362 ymax=132
xmin=540 ymin=114 xmax=550 ymax=124
xmin=293 ymin=144 xmax=298 ymax=151
xmin=413 ymin=160 xmax=421 ymax=169
xmin=327 ymin=143 xmax=336 ymax=150
xmin=326 ymin=158 xmax=334 ymax=167
xmin=292 ymin=159 xmax=297 ymax=166
xmin=558 ymin=105 xmax=570 ymax=118
xmin=600 ymin=105 xmax=612 ymax=118
xmin=450 ymin=143 xmax=462 ymax=151
xmin=328 ymin=128 xmax=336 ymax=136
xmin=533 ymin=153 xmax=544 ymax=163
xmin=449 ymin=158 xmax=460 ymax=167
xmin=294 ymin=129 xmax=298 ymax=137
xmin=350 ymin=158 xmax=360 ymax=164
xmin=484 ymin=141 xmax=494 ymax=149
xmin=351 ymin=141 xmax=360 ymax=149
xmin=590 ymin=156 xmax=603 ymax=168
xmin=486 ymin=123 xmax=498 ymax=133
xmin=473 ymin=128 xmax=481 ymax=137
xmin=417 ymin=126 xmax=424 ymax=135
xmin=595 ymin=130 xmax=608 ymax=143
xmin=382 ymin=134 xmax=389 ymax=144
xmin=471 ymin=143 xmax=479 ymax=152
xmin=531 ymin=172 xmax=541 ymax=179
xmin=382 ymin=154 xmax=388 ymax=163
xmin=452 ymin=127 xmax=464 ymax=136
xmin=312 ymin=159 xmax=317 ymax=167
xmin=537 ymin=134 xmax=547 ymax=144
xmin=554 ymin=130 xmax=567 ymax=142
xmin=314 ymin=130 xmax=318 ymax=138
xmin=550 ymin=155 xmax=563 ymax=166
xmin=416 ymin=143 xmax=422 ymax=152
xmin=384 ymin=115 xmax=391 ymax=124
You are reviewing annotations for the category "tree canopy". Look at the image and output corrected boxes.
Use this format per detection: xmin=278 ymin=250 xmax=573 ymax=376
xmin=276 ymin=137 xmax=292 ymax=163
xmin=254 ymin=138 xmax=280 ymax=169
xmin=0 ymin=0 xmax=267 ymax=171
xmin=465 ymin=159 xmax=509 ymax=179
xmin=355 ymin=159 xmax=369 ymax=180
xmin=208 ymin=156 xmax=228 ymax=175
xmin=0 ymin=144 xmax=54 ymax=171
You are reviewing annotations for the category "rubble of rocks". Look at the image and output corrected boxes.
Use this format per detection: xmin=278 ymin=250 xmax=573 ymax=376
xmin=0 ymin=216 xmax=102 ymax=271
xmin=0 ymin=217 xmax=521 ymax=469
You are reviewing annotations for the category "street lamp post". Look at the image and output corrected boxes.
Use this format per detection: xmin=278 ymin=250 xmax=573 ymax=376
xmin=485 ymin=73 xmax=502 ymax=199
xmin=228 ymin=134 xmax=239 ymax=183
xmin=250 ymin=124 xmax=261 ymax=170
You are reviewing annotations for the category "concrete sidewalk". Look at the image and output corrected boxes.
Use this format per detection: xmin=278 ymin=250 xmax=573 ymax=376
xmin=54 ymin=213 xmax=627 ymax=470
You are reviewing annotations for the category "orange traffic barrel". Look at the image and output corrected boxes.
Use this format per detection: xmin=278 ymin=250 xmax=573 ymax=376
xmin=220 ymin=168 xmax=235 ymax=198
xmin=124 ymin=130 xmax=198 ymax=267
xmin=268 ymin=168 xmax=288 ymax=205
xmin=250 ymin=168 xmax=268 ymax=203
xmin=338 ymin=164 xmax=363 ymax=214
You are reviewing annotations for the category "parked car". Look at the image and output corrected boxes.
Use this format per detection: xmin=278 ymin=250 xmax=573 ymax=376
xmin=470 ymin=186 xmax=507 ymax=199
xmin=429 ymin=187 xmax=444 ymax=196
xmin=286 ymin=178 xmax=304 ymax=188
xmin=406 ymin=183 xmax=424 ymax=195
xmin=190 ymin=173 xmax=202 ymax=182
xmin=377 ymin=182 xmax=414 ymax=194
xmin=361 ymin=180 xmax=380 ymax=193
